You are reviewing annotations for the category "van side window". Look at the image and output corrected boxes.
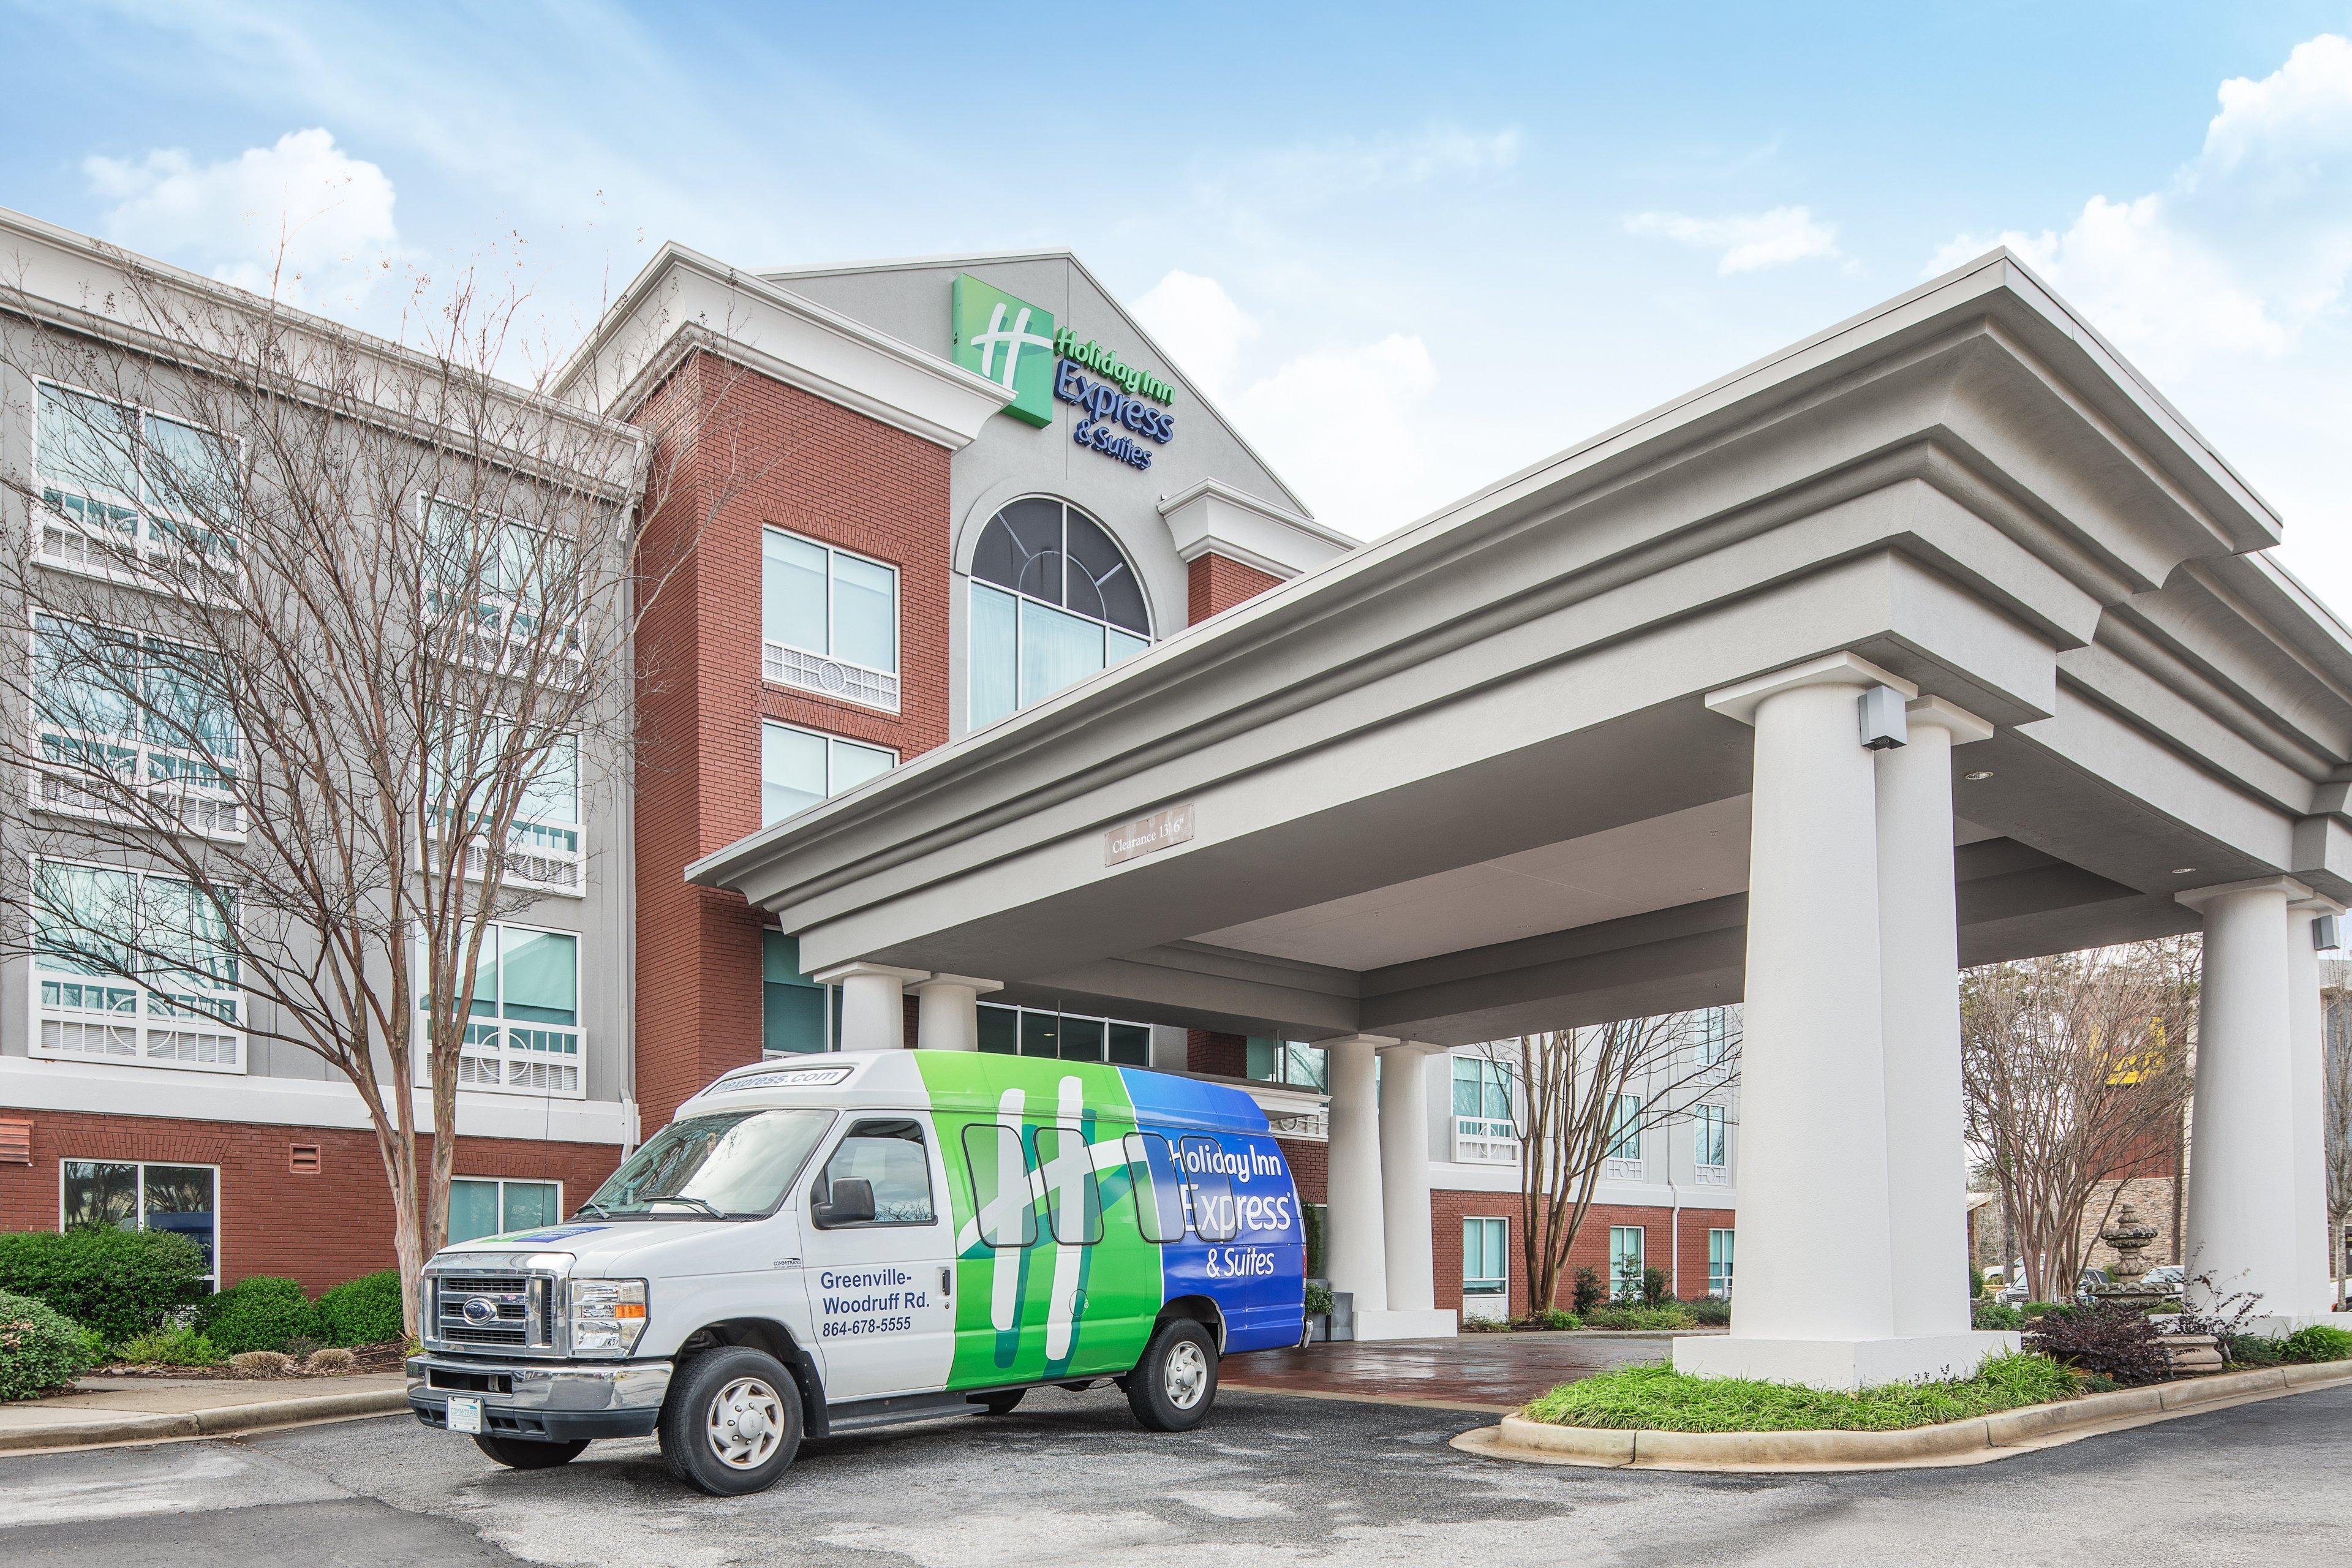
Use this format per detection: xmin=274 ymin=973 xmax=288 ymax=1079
xmin=1178 ymin=1134 xmax=1237 ymax=1242
xmin=1123 ymin=1132 xmax=1185 ymax=1244
xmin=1033 ymin=1126 xmax=1102 ymax=1245
xmin=961 ymin=1123 xmax=1036 ymax=1248
xmin=811 ymin=1118 xmax=935 ymax=1227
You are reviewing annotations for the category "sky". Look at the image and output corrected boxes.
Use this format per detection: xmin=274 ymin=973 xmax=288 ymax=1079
xmin=2 ymin=2 xmax=2350 ymax=608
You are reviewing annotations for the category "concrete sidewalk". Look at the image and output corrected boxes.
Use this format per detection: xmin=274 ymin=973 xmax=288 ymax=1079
xmin=0 ymin=1373 xmax=410 ymax=1454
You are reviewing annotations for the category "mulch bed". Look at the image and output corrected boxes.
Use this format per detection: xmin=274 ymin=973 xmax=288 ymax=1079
xmin=90 ymin=1340 xmax=409 ymax=1379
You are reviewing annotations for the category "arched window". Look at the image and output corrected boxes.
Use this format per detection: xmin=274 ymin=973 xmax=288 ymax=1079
xmin=968 ymin=498 xmax=1150 ymax=725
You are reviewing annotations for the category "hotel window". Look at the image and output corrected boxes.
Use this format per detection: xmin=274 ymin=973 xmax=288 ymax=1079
xmin=1245 ymin=1037 xmax=1327 ymax=1091
xmin=1463 ymin=1216 xmax=1509 ymax=1302
xmin=1708 ymin=1228 xmax=1736 ymax=1298
xmin=1451 ymin=1056 xmax=1517 ymax=1163
xmin=32 ymin=614 xmax=245 ymax=839
xmin=32 ymin=860 xmax=243 ymax=1071
xmin=34 ymin=382 xmax=239 ymax=573
xmin=760 ymin=720 xmax=895 ymax=826
xmin=1610 ymin=1224 xmax=1646 ymax=1300
xmin=1695 ymin=1006 xmax=1730 ymax=1066
xmin=426 ymin=718 xmax=583 ymax=894
xmin=62 ymin=1160 xmax=220 ymax=1288
xmin=422 ymin=497 xmax=580 ymax=673
xmin=1694 ymin=1104 xmax=1728 ymax=1168
xmin=977 ymin=1002 xmax=1151 ymax=1066
xmin=968 ymin=497 xmax=1150 ymax=726
xmin=1606 ymin=1092 xmax=1643 ymax=1161
xmin=423 ymin=921 xmax=582 ymax=1096
xmin=763 ymin=527 xmax=900 ymax=711
xmin=763 ymin=929 xmax=842 ymax=1056
xmin=448 ymin=1177 xmax=563 ymax=1244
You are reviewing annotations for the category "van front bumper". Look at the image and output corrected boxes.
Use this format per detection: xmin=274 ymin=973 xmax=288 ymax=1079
xmin=407 ymin=1354 xmax=671 ymax=1442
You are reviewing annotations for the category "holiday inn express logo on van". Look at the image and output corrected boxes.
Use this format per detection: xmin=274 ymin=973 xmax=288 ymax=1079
xmin=952 ymin=274 xmax=1055 ymax=428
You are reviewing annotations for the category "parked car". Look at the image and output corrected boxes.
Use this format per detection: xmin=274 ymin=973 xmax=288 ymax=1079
xmin=405 ymin=1050 xmax=1308 ymax=1494
xmin=2139 ymin=1264 xmax=2185 ymax=1292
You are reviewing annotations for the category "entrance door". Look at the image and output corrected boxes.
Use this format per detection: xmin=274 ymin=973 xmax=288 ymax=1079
xmin=799 ymin=1115 xmax=957 ymax=1402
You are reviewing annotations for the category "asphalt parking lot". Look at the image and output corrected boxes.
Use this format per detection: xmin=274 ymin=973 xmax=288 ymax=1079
xmin=4 ymin=1381 xmax=2348 ymax=1567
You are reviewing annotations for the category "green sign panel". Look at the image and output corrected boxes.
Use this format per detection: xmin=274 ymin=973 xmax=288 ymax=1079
xmin=951 ymin=274 xmax=1056 ymax=428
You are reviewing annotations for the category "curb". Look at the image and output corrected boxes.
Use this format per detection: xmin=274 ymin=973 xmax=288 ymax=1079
xmin=1451 ymin=1362 xmax=2352 ymax=1473
xmin=0 ymin=1387 xmax=412 ymax=1455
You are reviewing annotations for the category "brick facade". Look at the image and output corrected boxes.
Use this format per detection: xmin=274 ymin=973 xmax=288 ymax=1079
xmin=1430 ymin=1191 xmax=1735 ymax=1317
xmin=632 ymin=350 xmax=955 ymax=1129
xmin=0 ymin=1109 xmax=621 ymax=1297
xmin=1186 ymin=553 xmax=1284 ymax=625
xmin=1188 ymin=1030 xmax=1250 ymax=1079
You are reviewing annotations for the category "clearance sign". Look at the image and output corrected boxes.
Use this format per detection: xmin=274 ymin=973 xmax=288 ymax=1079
xmin=951 ymin=273 xmax=1178 ymax=470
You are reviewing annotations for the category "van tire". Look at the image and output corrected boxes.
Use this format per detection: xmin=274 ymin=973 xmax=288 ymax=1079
xmin=472 ymin=1433 xmax=589 ymax=1469
xmin=658 ymin=1346 xmax=804 ymax=1496
xmin=975 ymin=1389 xmax=1025 ymax=1415
xmin=1126 ymin=1319 xmax=1218 ymax=1432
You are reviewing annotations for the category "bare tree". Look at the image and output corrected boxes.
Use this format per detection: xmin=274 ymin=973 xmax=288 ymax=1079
xmin=0 ymin=243 xmax=737 ymax=1330
xmin=1961 ymin=940 xmax=2198 ymax=1303
xmin=1479 ymin=1008 xmax=1740 ymax=1313
xmin=2324 ymin=959 xmax=2352 ymax=1310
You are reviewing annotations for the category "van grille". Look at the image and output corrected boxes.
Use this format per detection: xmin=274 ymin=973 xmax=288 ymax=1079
xmin=426 ymin=1269 xmax=554 ymax=1354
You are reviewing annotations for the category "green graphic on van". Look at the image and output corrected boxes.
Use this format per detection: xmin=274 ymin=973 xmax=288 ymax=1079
xmin=951 ymin=274 xmax=1056 ymax=428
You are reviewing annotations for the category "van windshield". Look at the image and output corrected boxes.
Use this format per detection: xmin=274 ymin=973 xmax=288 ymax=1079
xmin=580 ymin=1109 xmax=834 ymax=1219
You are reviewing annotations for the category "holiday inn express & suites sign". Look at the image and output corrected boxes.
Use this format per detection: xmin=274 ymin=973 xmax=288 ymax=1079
xmin=951 ymin=272 xmax=1177 ymax=470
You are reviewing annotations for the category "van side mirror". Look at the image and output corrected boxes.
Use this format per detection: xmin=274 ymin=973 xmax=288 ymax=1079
xmin=813 ymin=1177 xmax=875 ymax=1229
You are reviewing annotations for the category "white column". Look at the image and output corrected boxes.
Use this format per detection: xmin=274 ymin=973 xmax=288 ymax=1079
xmin=1322 ymin=1035 xmax=1389 ymax=1327
xmin=1373 ymin=1043 xmax=1456 ymax=1338
xmin=2288 ymin=895 xmax=2340 ymax=1317
xmin=1676 ymin=652 xmax=2009 ymax=1389
xmin=2179 ymin=878 xmax=2312 ymax=1327
xmin=908 ymin=974 xmax=1003 ymax=1052
xmin=1877 ymin=697 xmax=1991 ymax=1337
xmin=813 ymin=962 xmax=929 ymax=1051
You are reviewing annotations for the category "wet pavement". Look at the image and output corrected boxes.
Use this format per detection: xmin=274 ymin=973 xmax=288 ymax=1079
xmin=1219 ymin=1331 xmax=1679 ymax=1411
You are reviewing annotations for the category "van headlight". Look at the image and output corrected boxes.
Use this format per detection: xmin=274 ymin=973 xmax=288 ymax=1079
xmin=569 ymin=1278 xmax=648 ymax=1356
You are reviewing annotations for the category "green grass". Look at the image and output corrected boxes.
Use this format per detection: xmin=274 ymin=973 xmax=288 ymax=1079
xmin=1521 ymin=1352 xmax=2082 ymax=1433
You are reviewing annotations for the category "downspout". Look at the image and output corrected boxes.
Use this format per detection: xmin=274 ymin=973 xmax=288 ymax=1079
xmin=1670 ymin=1176 xmax=1682 ymax=1300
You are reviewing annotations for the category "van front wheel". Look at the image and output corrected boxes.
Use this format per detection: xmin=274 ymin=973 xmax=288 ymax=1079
xmin=1126 ymin=1319 xmax=1218 ymax=1432
xmin=658 ymin=1346 xmax=804 ymax=1496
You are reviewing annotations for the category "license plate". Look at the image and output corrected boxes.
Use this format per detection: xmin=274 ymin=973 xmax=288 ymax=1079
xmin=445 ymin=1395 xmax=483 ymax=1434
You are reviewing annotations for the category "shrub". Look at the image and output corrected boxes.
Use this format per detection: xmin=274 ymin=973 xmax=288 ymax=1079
xmin=1525 ymin=1352 xmax=2079 ymax=1433
xmin=2024 ymin=1301 xmax=2170 ymax=1385
xmin=1585 ymin=1302 xmax=1699 ymax=1331
xmin=1303 ymin=1282 xmax=1335 ymax=1317
xmin=1970 ymin=1267 xmax=1987 ymax=1300
xmin=1523 ymin=1307 xmax=1580 ymax=1331
xmin=1974 ymin=1302 xmax=2026 ymax=1332
xmin=317 ymin=1269 xmax=406 ymax=1347
xmin=200 ymin=1277 xmax=322 ymax=1355
xmin=1461 ymin=1315 xmax=1510 ymax=1333
xmin=228 ymin=1349 xmax=296 ymax=1377
xmin=1640 ymin=1266 xmax=1670 ymax=1307
xmin=2278 ymin=1324 xmax=2352 ymax=1364
xmin=1570 ymin=1267 xmax=1605 ymax=1316
xmin=2222 ymin=1332 xmax=2283 ymax=1368
xmin=307 ymin=1346 xmax=358 ymax=1373
xmin=0 ymin=1290 xmax=91 ymax=1401
xmin=0 ymin=1228 xmax=207 ymax=1347
xmin=1685 ymin=1297 xmax=1732 ymax=1327
xmin=117 ymin=1326 xmax=221 ymax=1366
xmin=283 ymin=1335 xmax=323 ymax=1362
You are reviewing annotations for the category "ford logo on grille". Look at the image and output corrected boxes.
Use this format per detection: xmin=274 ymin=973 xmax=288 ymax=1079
xmin=461 ymin=1295 xmax=500 ymax=1326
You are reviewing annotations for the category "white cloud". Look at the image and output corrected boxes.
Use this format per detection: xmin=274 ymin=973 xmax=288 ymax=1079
xmin=2200 ymin=33 xmax=2352 ymax=186
xmin=1622 ymin=205 xmax=1841 ymax=274
xmin=84 ymin=129 xmax=401 ymax=305
xmin=1229 ymin=334 xmax=1439 ymax=535
xmin=1134 ymin=271 xmax=1259 ymax=400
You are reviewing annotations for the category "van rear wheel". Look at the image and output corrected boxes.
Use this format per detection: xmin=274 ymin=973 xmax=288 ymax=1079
xmin=1126 ymin=1318 xmax=1218 ymax=1432
xmin=975 ymin=1389 xmax=1025 ymax=1415
xmin=658 ymin=1346 xmax=803 ymax=1496
xmin=473 ymin=1433 xmax=589 ymax=1469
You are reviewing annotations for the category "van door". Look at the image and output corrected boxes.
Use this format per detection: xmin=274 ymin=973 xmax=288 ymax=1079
xmin=799 ymin=1115 xmax=957 ymax=1403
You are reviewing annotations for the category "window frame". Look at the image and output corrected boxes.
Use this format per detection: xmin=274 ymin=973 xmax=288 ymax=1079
xmin=976 ymin=1000 xmax=1151 ymax=1066
xmin=1694 ymin=1102 xmax=1728 ymax=1169
xmin=413 ymin=916 xmax=586 ymax=1099
xmin=810 ymin=1117 xmax=938 ymax=1231
xmin=59 ymin=1158 xmax=222 ymax=1289
xmin=27 ymin=612 xmax=248 ymax=841
xmin=424 ymin=718 xmax=586 ymax=897
xmin=761 ymin=928 xmax=842 ymax=1057
xmin=758 ymin=718 xmax=899 ymax=828
xmin=1610 ymin=1224 xmax=1646 ymax=1301
xmin=31 ymin=378 xmax=244 ymax=581
xmin=1606 ymin=1091 xmax=1644 ymax=1162
xmin=28 ymin=855 xmax=246 ymax=1074
xmin=417 ymin=492 xmax=584 ymax=681
xmin=1462 ymin=1215 xmax=1509 ymax=1298
xmin=1708 ymin=1227 xmax=1736 ymax=1298
xmin=447 ymin=1175 xmax=565 ymax=1243
xmin=761 ymin=526 xmax=902 ymax=714
xmin=965 ymin=497 xmax=1153 ymax=728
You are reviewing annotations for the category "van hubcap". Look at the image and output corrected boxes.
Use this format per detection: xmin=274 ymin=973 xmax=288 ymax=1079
xmin=706 ymin=1376 xmax=785 ymax=1469
xmin=1164 ymin=1341 xmax=1208 ymax=1410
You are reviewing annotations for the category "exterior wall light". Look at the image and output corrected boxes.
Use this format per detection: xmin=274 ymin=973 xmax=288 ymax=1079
xmin=1858 ymin=685 xmax=1908 ymax=750
xmin=1963 ymin=770 xmax=1994 ymax=781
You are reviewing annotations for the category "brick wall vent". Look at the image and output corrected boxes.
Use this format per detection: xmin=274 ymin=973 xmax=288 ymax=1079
xmin=0 ymin=1118 xmax=28 ymax=1164
xmin=288 ymin=1144 xmax=322 ymax=1176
